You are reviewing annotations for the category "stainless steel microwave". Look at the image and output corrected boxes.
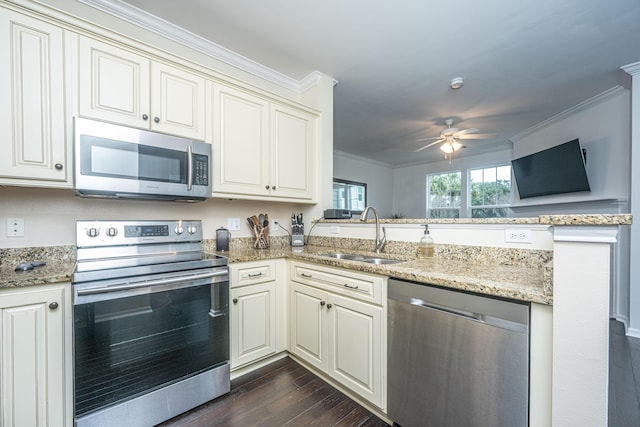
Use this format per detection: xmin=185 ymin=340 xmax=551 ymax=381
xmin=74 ymin=117 xmax=211 ymax=201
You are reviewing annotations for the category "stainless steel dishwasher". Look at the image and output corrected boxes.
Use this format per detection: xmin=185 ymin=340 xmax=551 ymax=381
xmin=388 ymin=278 xmax=529 ymax=427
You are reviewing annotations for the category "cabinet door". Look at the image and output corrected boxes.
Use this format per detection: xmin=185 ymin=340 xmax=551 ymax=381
xmin=328 ymin=293 xmax=383 ymax=408
xmin=79 ymin=36 xmax=150 ymax=128
xmin=230 ymin=282 xmax=276 ymax=368
xmin=289 ymin=282 xmax=328 ymax=371
xmin=151 ymin=62 xmax=206 ymax=140
xmin=0 ymin=10 xmax=69 ymax=185
xmin=270 ymin=103 xmax=316 ymax=200
xmin=212 ymin=84 xmax=269 ymax=196
xmin=0 ymin=286 xmax=66 ymax=427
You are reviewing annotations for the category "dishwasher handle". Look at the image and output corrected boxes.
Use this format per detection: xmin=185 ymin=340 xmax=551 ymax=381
xmin=410 ymin=297 xmax=481 ymax=321
xmin=405 ymin=296 xmax=528 ymax=334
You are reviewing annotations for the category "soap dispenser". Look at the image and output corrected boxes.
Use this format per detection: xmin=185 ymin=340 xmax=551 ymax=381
xmin=418 ymin=224 xmax=435 ymax=258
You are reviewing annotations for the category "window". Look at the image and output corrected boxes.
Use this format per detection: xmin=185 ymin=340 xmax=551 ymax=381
xmin=333 ymin=179 xmax=366 ymax=214
xmin=469 ymin=165 xmax=512 ymax=218
xmin=427 ymin=172 xmax=461 ymax=218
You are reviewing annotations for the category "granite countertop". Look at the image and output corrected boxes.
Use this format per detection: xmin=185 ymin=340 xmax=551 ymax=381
xmin=0 ymin=261 xmax=75 ymax=289
xmin=318 ymin=213 xmax=632 ymax=226
xmin=2 ymin=245 xmax=549 ymax=305
xmin=219 ymin=245 xmax=551 ymax=305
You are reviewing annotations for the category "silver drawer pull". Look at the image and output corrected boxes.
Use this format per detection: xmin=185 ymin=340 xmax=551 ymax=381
xmin=301 ymin=273 xmax=313 ymax=278
xmin=248 ymin=272 xmax=263 ymax=277
xmin=344 ymin=283 xmax=359 ymax=289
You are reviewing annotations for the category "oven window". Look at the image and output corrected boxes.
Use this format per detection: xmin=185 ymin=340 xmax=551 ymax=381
xmin=74 ymin=283 xmax=228 ymax=417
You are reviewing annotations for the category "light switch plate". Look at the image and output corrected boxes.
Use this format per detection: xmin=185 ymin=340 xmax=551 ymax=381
xmin=7 ymin=218 xmax=24 ymax=237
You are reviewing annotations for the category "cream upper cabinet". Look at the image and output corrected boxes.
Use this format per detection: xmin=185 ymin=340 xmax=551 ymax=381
xmin=289 ymin=262 xmax=386 ymax=409
xmin=0 ymin=9 xmax=70 ymax=187
xmin=0 ymin=283 xmax=71 ymax=427
xmin=212 ymin=83 xmax=317 ymax=202
xmin=212 ymin=84 xmax=270 ymax=197
xmin=270 ymin=103 xmax=315 ymax=200
xmin=78 ymin=36 xmax=206 ymax=140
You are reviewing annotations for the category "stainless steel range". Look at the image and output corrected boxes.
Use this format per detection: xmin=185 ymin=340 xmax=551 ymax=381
xmin=72 ymin=220 xmax=229 ymax=427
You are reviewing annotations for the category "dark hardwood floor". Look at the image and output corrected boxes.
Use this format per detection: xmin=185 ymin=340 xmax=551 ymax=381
xmin=158 ymin=357 xmax=389 ymax=427
xmin=609 ymin=319 xmax=640 ymax=427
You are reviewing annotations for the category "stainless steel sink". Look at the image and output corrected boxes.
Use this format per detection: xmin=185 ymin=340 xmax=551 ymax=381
xmin=321 ymin=252 xmax=404 ymax=265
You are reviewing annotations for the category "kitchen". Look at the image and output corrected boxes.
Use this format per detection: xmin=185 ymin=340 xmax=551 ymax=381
xmin=0 ymin=0 xmax=639 ymax=426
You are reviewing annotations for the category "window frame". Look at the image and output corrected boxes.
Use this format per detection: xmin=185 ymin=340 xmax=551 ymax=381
xmin=467 ymin=164 xmax=512 ymax=218
xmin=426 ymin=171 xmax=463 ymax=219
xmin=332 ymin=178 xmax=367 ymax=214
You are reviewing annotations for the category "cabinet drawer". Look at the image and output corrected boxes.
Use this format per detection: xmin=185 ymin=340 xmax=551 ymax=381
xmin=290 ymin=261 xmax=384 ymax=305
xmin=231 ymin=260 xmax=276 ymax=287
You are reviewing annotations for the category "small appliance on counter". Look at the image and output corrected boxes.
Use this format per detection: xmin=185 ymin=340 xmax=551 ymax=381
xmin=323 ymin=209 xmax=352 ymax=219
xmin=291 ymin=212 xmax=304 ymax=246
xmin=216 ymin=227 xmax=231 ymax=251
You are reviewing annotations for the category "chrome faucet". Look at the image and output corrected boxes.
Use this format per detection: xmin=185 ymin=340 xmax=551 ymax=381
xmin=359 ymin=206 xmax=386 ymax=254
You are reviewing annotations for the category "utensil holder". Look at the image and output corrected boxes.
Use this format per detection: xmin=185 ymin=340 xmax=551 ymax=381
xmin=254 ymin=226 xmax=270 ymax=249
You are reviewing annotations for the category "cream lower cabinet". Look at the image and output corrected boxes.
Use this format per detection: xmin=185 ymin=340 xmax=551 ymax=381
xmin=0 ymin=8 xmax=71 ymax=187
xmin=212 ymin=83 xmax=317 ymax=202
xmin=289 ymin=261 xmax=386 ymax=409
xmin=0 ymin=283 xmax=71 ymax=427
xmin=78 ymin=35 xmax=207 ymax=140
xmin=229 ymin=260 xmax=286 ymax=370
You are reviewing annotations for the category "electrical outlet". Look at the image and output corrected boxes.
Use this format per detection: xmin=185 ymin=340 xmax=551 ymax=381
xmin=7 ymin=218 xmax=24 ymax=237
xmin=227 ymin=218 xmax=241 ymax=231
xmin=504 ymin=229 xmax=532 ymax=243
xmin=330 ymin=226 xmax=340 ymax=234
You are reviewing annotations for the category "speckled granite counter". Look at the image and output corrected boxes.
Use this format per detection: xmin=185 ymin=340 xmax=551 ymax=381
xmin=319 ymin=213 xmax=632 ymax=225
xmin=216 ymin=244 xmax=552 ymax=305
xmin=0 ymin=262 xmax=75 ymax=288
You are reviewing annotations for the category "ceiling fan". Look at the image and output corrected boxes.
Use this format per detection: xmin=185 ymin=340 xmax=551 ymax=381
xmin=414 ymin=119 xmax=495 ymax=155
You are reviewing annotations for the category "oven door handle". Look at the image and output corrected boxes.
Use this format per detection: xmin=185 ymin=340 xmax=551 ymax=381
xmin=76 ymin=270 xmax=227 ymax=297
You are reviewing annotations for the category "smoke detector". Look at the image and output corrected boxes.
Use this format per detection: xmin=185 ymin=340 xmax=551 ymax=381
xmin=450 ymin=77 xmax=464 ymax=89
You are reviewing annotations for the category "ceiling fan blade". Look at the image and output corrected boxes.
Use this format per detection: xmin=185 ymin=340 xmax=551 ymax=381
xmin=454 ymin=128 xmax=479 ymax=136
xmin=414 ymin=136 xmax=441 ymax=142
xmin=458 ymin=133 xmax=497 ymax=140
xmin=414 ymin=139 xmax=443 ymax=152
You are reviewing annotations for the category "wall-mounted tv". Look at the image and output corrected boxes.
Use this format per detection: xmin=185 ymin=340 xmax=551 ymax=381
xmin=511 ymin=138 xmax=591 ymax=199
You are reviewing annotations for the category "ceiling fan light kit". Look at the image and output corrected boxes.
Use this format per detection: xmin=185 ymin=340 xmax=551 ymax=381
xmin=449 ymin=77 xmax=464 ymax=89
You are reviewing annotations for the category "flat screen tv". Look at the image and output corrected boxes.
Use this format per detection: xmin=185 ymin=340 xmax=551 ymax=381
xmin=511 ymin=138 xmax=591 ymax=199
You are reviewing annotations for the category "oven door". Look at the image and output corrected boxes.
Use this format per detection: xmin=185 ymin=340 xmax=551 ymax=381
xmin=73 ymin=268 xmax=228 ymax=420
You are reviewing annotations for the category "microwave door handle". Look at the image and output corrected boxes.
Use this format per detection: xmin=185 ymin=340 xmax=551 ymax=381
xmin=186 ymin=145 xmax=193 ymax=191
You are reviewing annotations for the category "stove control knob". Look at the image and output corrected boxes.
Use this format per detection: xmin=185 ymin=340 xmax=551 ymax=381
xmin=175 ymin=226 xmax=184 ymax=235
xmin=187 ymin=225 xmax=198 ymax=234
xmin=106 ymin=227 xmax=118 ymax=237
xmin=87 ymin=227 xmax=100 ymax=238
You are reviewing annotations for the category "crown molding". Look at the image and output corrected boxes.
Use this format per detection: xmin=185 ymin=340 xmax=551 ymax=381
xmin=78 ymin=0 xmax=321 ymax=93
xmin=510 ymin=85 xmax=627 ymax=143
xmin=622 ymin=61 xmax=640 ymax=76
xmin=333 ymin=150 xmax=394 ymax=168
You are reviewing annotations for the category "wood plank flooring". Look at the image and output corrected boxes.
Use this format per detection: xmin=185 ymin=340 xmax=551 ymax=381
xmin=609 ymin=319 xmax=640 ymax=426
xmin=158 ymin=357 xmax=389 ymax=427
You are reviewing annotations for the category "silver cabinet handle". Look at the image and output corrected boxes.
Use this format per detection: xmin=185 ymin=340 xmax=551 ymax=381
xmin=232 ymin=298 xmax=238 ymax=304
xmin=142 ymin=114 xmax=149 ymax=120
xmin=320 ymin=300 xmax=326 ymax=306
xmin=248 ymin=272 xmax=263 ymax=277
xmin=54 ymin=163 xmax=63 ymax=170
xmin=301 ymin=273 xmax=312 ymax=278
xmin=344 ymin=283 xmax=359 ymax=289
xmin=154 ymin=116 xmax=160 ymax=123
xmin=327 ymin=303 xmax=333 ymax=309
xmin=49 ymin=302 xmax=59 ymax=310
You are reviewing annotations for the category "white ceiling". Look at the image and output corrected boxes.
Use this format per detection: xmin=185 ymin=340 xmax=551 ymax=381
xmin=115 ymin=0 xmax=640 ymax=166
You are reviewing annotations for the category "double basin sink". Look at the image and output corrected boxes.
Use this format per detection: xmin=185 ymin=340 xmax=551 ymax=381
xmin=321 ymin=252 xmax=404 ymax=265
